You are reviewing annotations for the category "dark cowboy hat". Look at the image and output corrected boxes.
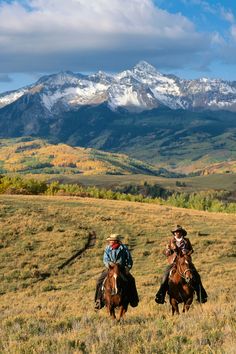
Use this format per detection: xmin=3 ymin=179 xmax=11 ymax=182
xmin=171 ymin=225 xmax=187 ymax=237
xmin=106 ymin=233 xmax=122 ymax=242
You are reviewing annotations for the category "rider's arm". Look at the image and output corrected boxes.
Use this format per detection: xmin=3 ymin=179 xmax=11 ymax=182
xmin=165 ymin=238 xmax=177 ymax=256
xmin=182 ymin=238 xmax=194 ymax=255
xmin=103 ymin=246 xmax=112 ymax=268
xmin=164 ymin=246 xmax=172 ymax=256
xmin=124 ymin=245 xmax=133 ymax=269
xmin=186 ymin=238 xmax=194 ymax=255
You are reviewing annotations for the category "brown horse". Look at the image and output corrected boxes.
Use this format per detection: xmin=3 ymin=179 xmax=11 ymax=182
xmin=168 ymin=253 xmax=195 ymax=315
xmin=103 ymin=263 xmax=129 ymax=320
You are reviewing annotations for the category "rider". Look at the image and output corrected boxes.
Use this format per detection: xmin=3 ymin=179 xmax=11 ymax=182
xmin=94 ymin=233 xmax=139 ymax=310
xmin=155 ymin=225 xmax=208 ymax=304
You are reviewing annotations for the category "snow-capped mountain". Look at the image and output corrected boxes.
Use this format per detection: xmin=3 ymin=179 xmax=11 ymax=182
xmin=0 ymin=88 xmax=29 ymax=108
xmin=0 ymin=61 xmax=236 ymax=113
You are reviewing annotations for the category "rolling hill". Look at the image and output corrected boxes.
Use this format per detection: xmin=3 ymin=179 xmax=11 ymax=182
xmin=0 ymin=194 xmax=235 ymax=353
xmin=0 ymin=137 xmax=177 ymax=177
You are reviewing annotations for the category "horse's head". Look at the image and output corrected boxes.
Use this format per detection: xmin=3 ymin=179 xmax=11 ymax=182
xmin=104 ymin=263 xmax=130 ymax=320
xmin=177 ymin=253 xmax=193 ymax=284
xmin=107 ymin=263 xmax=121 ymax=296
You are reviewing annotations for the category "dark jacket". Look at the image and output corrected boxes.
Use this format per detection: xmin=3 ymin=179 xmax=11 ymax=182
xmin=164 ymin=237 xmax=193 ymax=257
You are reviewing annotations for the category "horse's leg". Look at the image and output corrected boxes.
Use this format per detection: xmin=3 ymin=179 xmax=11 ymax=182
xmin=170 ymin=298 xmax=175 ymax=315
xmin=171 ymin=298 xmax=179 ymax=315
xmin=184 ymin=296 xmax=193 ymax=312
xmin=172 ymin=305 xmax=175 ymax=316
xmin=107 ymin=302 xmax=116 ymax=319
xmin=176 ymin=302 xmax=180 ymax=315
xmin=107 ymin=304 xmax=111 ymax=317
xmin=117 ymin=306 xmax=125 ymax=321
xmin=110 ymin=305 xmax=116 ymax=319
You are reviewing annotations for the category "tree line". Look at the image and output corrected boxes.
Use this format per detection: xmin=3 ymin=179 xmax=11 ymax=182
xmin=0 ymin=175 xmax=235 ymax=213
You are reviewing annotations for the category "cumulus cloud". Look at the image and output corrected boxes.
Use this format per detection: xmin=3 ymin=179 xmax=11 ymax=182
xmin=0 ymin=0 xmax=227 ymax=73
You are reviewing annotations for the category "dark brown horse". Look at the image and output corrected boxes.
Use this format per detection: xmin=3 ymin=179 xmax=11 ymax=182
xmin=168 ymin=252 xmax=194 ymax=315
xmin=103 ymin=263 xmax=129 ymax=320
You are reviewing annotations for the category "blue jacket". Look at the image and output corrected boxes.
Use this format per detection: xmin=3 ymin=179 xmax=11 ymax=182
xmin=103 ymin=243 xmax=133 ymax=269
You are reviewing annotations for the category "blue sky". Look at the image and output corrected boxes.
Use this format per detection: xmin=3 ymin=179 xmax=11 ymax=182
xmin=0 ymin=0 xmax=235 ymax=93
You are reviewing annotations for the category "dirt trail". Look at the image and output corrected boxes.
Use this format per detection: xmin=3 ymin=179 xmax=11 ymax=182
xmin=30 ymin=230 xmax=97 ymax=286
xmin=58 ymin=230 xmax=96 ymax=270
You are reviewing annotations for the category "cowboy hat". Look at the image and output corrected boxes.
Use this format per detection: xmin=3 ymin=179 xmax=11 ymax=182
xmin=106 ymin=233 xmax=122 ymax=242
xmin=171 ymin=225 xmax=187 ymax=236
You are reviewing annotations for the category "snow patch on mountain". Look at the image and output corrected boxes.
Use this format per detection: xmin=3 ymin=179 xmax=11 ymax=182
xmin=41 ymin=80 xmax=109 ymax=111
xmin=108 ymin=85 xmax=142 ymax=110
xmin=0 ymin=89 xmax=28 ymax=108
xmin=1 ymin=61 xmax=236 ymax=113
xmin=37 ymin=71 xmax=83 ymax=87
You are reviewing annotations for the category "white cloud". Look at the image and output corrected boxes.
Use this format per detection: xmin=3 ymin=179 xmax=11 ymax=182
xmin=231 ymin=25 xmax=236 ymax=41
xmin=0 ymin=0 xmax=218 ymax=73
xmin=211 ymin=32 xmax=225 ymax=46
xmin=220 ymin=8 xmax=235 ymax=24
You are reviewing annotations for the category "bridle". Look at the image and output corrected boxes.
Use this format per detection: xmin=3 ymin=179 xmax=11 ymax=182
xmin=176 ymin=256 xmax=193 ymax=284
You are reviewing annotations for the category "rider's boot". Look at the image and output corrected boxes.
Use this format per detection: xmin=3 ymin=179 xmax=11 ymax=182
xmin=192 ymin=270 xmax=208 ymax=303
xmin=94 ymin=285 xmax=105 ymax=310
xmin=129 ymin=275 xmax=139 ymax=307
xmin=155 ymin=266 xmax=170 ymax=304
xmin=196 ymin=284 xmax=208 ymax=303
xmin=155 ymin=284 xmax=167 ymax=304
xmin=94 ymin=271 xmax=107 ymax=310
xmin=94 ymin=299 xmax=102 ymax=310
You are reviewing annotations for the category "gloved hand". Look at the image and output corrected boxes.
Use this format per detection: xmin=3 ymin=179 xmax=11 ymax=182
xmin=170 ymin=242 xmax=177 ymax=251
xmin=165 ymin=249 xmax=172 ymax=256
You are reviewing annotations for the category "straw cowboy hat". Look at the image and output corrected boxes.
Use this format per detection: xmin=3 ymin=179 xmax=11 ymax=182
xmin=106 ymin=233 xmax=122 ymax=242
xmin=171 ymin=225 xmax=187 ymax=237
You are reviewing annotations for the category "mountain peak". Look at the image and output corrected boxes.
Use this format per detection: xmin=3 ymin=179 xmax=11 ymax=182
xmin=133 ymin=61 xmax=160 ymax=74
xmin=0 ymin=61 xmax=236 ymax=113
xmin=36 ymin=71 xmax=84 ymax=88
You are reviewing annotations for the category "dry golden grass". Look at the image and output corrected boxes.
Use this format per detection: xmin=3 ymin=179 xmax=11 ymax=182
xmin=0 ymin=195 xmax=235 ymax=354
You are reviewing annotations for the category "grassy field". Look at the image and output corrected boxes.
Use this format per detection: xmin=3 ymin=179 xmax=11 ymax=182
xmin=0 ymin=195 xmax=235 ymax=353
xmin=48 ymin=173 xmax=236 ymax=193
